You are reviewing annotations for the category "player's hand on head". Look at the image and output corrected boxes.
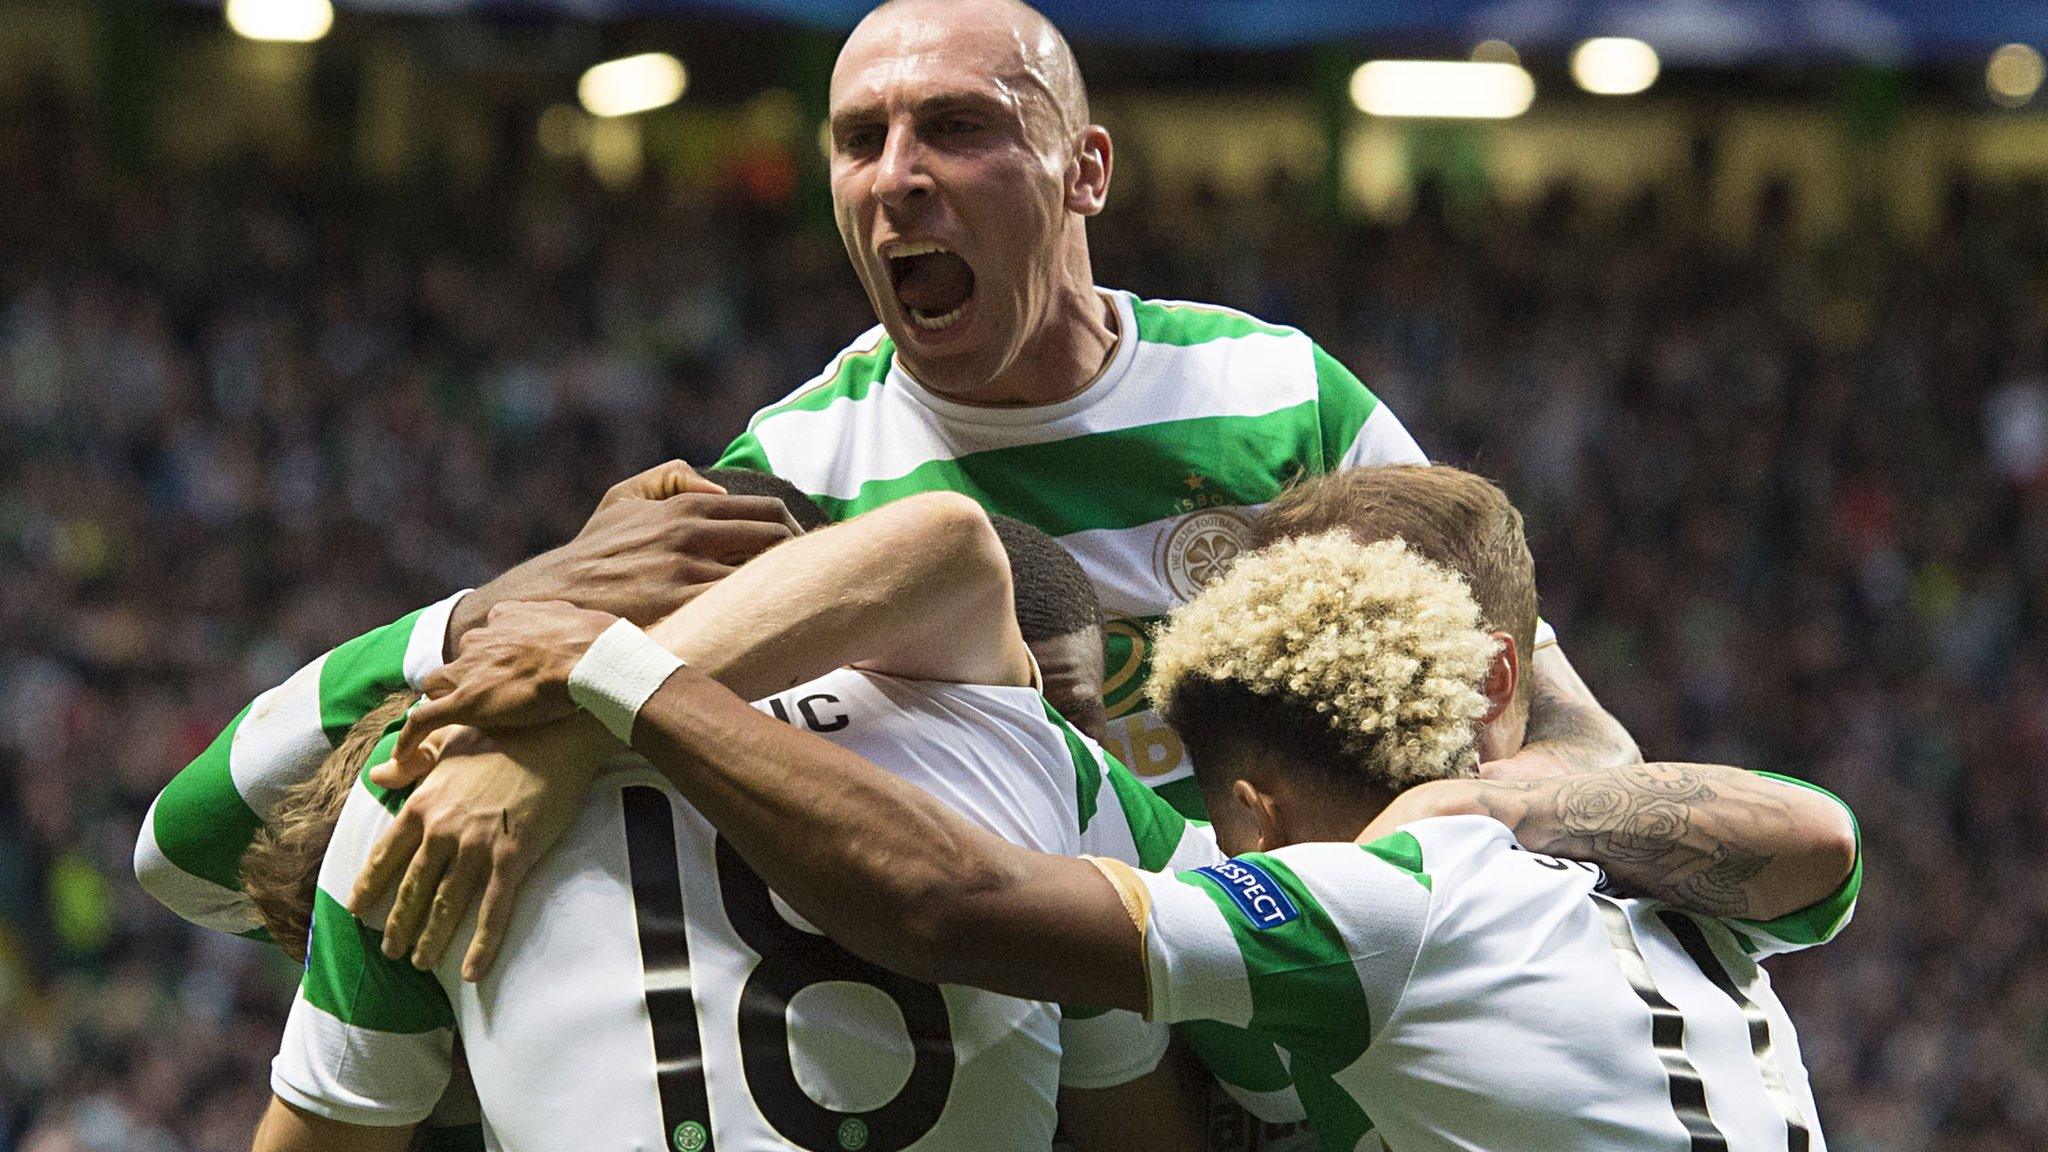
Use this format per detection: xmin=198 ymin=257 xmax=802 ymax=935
xmin=596 ymin=458 xmax=726 ymax=510
xmin=352 ymin=719 xmax=608 ymax=982
xmin=447 ymin=469 xmax=804 ymax=646
xmin=392 ymin=601 xmax=616 ymax=778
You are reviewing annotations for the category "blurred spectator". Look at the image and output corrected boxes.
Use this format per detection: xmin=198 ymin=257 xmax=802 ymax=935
xmin=1 ymin=83 xmax=2041 ymax=1152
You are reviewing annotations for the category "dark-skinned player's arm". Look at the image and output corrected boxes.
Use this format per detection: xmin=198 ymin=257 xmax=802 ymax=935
xmin=628 ymin=652 xmax=1148 ymax=1012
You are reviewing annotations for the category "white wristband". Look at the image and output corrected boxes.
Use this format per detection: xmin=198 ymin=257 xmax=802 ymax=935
xmin=567 ymin=619 xmax=687 ymax=744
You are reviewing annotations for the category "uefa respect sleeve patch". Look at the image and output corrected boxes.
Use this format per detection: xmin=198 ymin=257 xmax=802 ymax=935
xmin=1192 ymin=859 xmax=1299 ymax=931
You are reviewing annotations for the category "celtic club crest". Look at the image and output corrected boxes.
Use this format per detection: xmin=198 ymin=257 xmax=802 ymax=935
xmin=1154 ymin=509 xmax=1254 ymax=603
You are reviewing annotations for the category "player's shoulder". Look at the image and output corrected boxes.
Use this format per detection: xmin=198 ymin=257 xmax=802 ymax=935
xmin=1259 ymin=814 xmax=1523 ymax=904
xmin=743 ymin=325 xmax=896 ymax=432
xmin=1121 ymin=291 xmax=1309 ymax=349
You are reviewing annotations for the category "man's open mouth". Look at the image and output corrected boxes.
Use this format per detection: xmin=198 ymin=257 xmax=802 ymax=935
xmin=885 ymin=242 xmax=976 ymax=333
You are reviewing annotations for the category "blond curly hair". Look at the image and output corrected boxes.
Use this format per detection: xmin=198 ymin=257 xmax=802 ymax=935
xmin=1148 ymin=531 xmax=1497 ymax=791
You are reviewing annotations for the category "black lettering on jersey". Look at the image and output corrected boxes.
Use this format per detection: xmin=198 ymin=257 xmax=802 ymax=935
xmin=768 ymin=698 xmax=793 ymax=725
xmin=718 ymin=836 xmax=954 ymax=1150
xmin=796 ymin=694 xmax=849 ymax=733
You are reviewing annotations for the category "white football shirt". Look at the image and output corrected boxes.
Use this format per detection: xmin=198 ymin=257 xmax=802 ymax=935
xmin=1095 ymin=806 xmax=1859 ymax=1152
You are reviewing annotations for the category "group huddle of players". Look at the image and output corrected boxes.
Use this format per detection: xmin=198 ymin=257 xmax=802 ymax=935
xmin=133 ymin=1 xmax=1861 ymax=1149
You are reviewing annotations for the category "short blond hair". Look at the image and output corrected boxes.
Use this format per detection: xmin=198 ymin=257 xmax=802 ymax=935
xmin=1255 ymin=466 xmax=1537 ymax=679
xmin=1148 ymin=531 xmax=1496 ymax=791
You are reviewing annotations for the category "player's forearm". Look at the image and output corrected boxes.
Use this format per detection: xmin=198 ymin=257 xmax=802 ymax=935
xmin=645 ymin=491 xmax=1029 ymax=698
xmin=1514 ymin=644 xmax=1641 ymax=776
xmin=1421 ymin=764 xmax=1856 ymax=921
xmin=632 ymin=665 xmax=1025 ymax=974
xmin=630 ymin=666 xmax=1141 ymax=1008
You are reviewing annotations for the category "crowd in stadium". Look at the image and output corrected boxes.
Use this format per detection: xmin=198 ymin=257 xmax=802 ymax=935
xmin=1 ymin=77 xmax=2045 ymax=1150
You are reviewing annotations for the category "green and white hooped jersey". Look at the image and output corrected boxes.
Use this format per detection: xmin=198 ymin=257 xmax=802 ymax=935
xmin=1102 ymin=798 xmax=1861 ymax=1152
xmin=273 ymin=668 xmax=1171 ymax=1151
xmin=716 ymin=289 xmax=1427 ymax=817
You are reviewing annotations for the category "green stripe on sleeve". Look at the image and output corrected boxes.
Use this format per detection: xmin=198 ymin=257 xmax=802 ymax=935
xmin=1128 ymin=298 xmax=1294 ymax=346
xmin=812 ymin=408 xmax=1319 ymax=538
xmin=151 ymin=710 xmax=263 ymax=891
xmin=1042 ymin=699 xmax=1103 ymax=833
xmin=318 ymin=609 xmax=427 ymax=745
xmin=303 ymin=889 xmax=454 ymax=1034
xmin=1105 ymin=763 xmax=1189 ymax=872
xmin=1180 ymin=853 xmax=1374 ymax=1070
xmin=1360 ymin=830 xmax=1431 ymax=891
xmin=1311 ymin=345 xmax=1379 ymax=474
xmin=1733 ymin=772 xmax=1861 ymax=947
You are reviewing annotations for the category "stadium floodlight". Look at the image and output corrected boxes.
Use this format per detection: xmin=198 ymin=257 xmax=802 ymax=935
xmin=1349 ymin=61 xmax=1535 ymax=120
xmin=223 ymin=0 xmax=333 ymax=43
xmin=1988 ymin=44 xmax=2045 ymax=108
xmin=1572 ymin=38 xmax=1659 ymax=95
xmin=578 ymin=53 xmax=688 ymax=119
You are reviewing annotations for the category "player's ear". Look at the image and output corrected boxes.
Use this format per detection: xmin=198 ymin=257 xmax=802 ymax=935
xmin=1479 ymin=632 xmax=1519 ymax=724
xmin=1231 ymin=779 xmax=1283 ymax=854
xmin=1065 ymin=125 xmax=1111 ymax=217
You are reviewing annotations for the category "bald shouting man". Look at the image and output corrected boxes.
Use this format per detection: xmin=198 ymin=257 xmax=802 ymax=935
xmin=718 ymin=0 xmax=1632 ymax=800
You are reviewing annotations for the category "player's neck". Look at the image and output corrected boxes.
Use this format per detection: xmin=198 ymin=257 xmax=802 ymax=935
xmin=1269 ymin=787 xmax=1400 ymax=849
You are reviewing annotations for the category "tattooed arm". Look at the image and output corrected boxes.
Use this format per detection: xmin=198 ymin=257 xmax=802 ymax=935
xmin=1364 ymin=763 xmax=1857 ymax=922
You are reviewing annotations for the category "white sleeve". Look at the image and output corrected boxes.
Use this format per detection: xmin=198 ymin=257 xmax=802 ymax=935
xmin=272 ymin=988 xmax=454 ymax=1127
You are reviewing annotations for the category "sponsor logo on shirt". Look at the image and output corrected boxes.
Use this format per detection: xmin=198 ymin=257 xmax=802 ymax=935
xmin=1195 ymin=859 xmax=1299 ymax=930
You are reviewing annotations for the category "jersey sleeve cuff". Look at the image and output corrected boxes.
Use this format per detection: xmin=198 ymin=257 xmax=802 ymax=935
xmin=1084 ymin=856 xmax=1157 ymax=1020
xmin=404 ymin=590 xmax=472 ymax=690
xmin=271 ymin=1066 xmax=437 ymax=1130
xmin=1732 ymin=772 xmax=1862 ymax=948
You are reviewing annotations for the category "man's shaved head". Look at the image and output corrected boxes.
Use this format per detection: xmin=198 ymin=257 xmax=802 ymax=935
xmin=843 ymin=0 xmax=1090 ymax=140
xmin=827 ymin=0 xmax=1113 ymax=403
